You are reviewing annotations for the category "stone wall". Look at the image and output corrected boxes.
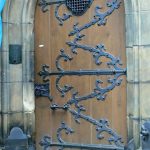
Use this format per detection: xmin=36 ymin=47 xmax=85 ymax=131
xmin=125 ymin=0 xmax=150 ymax=149
xmin=0 ymin=0 xmax=37 ymax=145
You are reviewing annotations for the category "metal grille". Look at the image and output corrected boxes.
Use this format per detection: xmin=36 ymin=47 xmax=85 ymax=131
xmin=66 ymin=0 xmax=91 ymax=16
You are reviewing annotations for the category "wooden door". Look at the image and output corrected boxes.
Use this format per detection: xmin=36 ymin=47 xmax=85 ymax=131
xmin=35 ymin=0 xmax=126 ymax=149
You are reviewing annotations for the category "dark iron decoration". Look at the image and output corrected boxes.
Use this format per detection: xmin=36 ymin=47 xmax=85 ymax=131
xmin=39 ymin=0 xmax=120 ymax=26
xmin=39 ymin=44 xmax=126 ymax=99
xmin=69 ymin=0 xmax=121 ymax=36
xmin=66 ymin=0 xmax=93 ymax=16
xmin=35 ymin=83 xmax=52 ymax=100
xmin=40 ymin=104 xmax=124 ymax=150
xmin=38 ymin=47 xmax=126 ymax=149
xmin=37 ymin=0 xmax=126 ymax=149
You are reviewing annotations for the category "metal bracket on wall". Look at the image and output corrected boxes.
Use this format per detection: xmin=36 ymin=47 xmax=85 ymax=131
xmin=35 ymin=83 xmax=52 ymax=100
xmin=141 ymin=121 xmax=150 ymax=150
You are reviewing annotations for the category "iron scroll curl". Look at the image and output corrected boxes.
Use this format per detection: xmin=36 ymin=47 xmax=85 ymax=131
xmin=37 ymin=0 xmax=127 ymax=149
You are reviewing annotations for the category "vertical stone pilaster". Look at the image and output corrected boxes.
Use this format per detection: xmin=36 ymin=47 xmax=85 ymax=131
xmin=125 ymin=0 xmax=150 ymax=149
xmin=0 ymin=0 xmax=37 ymax=145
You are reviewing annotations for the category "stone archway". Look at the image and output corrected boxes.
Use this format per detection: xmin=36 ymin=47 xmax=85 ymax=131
xmin=1 ymin=0 xmax=148 ymax=149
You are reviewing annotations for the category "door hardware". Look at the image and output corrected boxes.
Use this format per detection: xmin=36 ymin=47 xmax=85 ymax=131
xmin=39 ymin=0 xmax=93 ymax=16
xmin=37 ymin=1 xmax=126 ymax=150
xmin=39 ymin=0 xmax=121 ymax=26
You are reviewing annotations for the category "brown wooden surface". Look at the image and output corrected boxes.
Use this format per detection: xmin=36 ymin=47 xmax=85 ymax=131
xmin=34 ymin=0 xmax=126 ymax=149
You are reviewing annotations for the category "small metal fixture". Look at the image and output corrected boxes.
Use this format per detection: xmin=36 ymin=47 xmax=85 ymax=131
xmin=141 ymin=121 xmax=150 ymax=149
xmin=35 ymin=83 xmax=52 ymax=100
xmin=39 ymin=0 xmax=93 ymax=15
xmin=9 ymin=44 xmax=22 ymax=64
xmin=5 ymin=127 xmax=28 ymax=150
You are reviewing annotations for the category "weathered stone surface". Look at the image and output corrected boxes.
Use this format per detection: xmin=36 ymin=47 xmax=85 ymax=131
xmin=140 ymin=83 xmax=150 ymax=118
xmin=22 ymin=24 xmax=35 ymax=52
xmin=1 ymin=83 xmax=9 ymax=113
xmin=125 ymin=13 xmax=141 ymax=47
xmin=1 ymin=0 xmax=37 ymax=145
xmin=23 ymin=82 xmax=35 ymax=112
xmin=23 ymin=52 xmax=34 ymax=82
xmin=141 ymin=12 xmax=150 ymax=45
xmin=139 ymin=46 xmax=150 ymax=81
xmin=126 ymin=47 xmax=139 ymax=82
xmin=1 ymin=82 xmax=23 ymax=113
xmin=124 ymin=0 xmax=139 ymax=14
xmin=1 ymin=52 xmax=9 ymax=83
xmin=127 ymin=83 xmax=139 ymax=117
xmin=140 ymin=0 xmax=150 ymax=11
xmin=9 ymin=82 xmax=23 ymax=112
xmin=2 ymin=0 xmax=37 ymax=24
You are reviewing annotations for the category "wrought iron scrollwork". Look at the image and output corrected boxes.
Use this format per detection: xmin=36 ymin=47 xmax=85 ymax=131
xmin=38 ymin=47 xmax=126 ymax=100
xmin=69 ymin=0 xmax=121 ymax=35
xmin=39 ymin=0 xmax=120 ymax=26
xmin=37 ymin=0 xmax=126 ymax=149
xmin=40 ymin=118 xmax=124 ymax=149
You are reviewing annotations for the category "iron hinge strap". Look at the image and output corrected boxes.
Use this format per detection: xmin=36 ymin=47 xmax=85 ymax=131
xmin=40 ymin=142 xmax=124 ymax=150
xmin=40 ymin=69 xmax=126 ymax=76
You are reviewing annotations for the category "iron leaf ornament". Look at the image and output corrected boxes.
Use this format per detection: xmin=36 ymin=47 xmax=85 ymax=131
xmin=37 ymin=0 xmax=127 ymax=149
xmin=39 ymin=0 xmax=121 ymax=26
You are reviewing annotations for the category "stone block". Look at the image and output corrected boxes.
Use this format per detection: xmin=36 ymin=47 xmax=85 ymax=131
xmin=139 ymin=46 xmax=150 ymax=82
xmin=1 ymin=23 xmax=9 ymax=52
xmin=8 ymin=24 xmax=22 ymax=45
xmin=1 ymin=83 xmax=10 ymax=113
xmin=9 ymin=64 xmax=23 ymax=82
xmin=141 ymin=12 xmax=150 ymax=45
xmin=126 ymin=46 xmax=139 ymax=82
xmin=22 ymin=24 xmax=35 ymax=52
xmin=9 ymin=82 xmax=23 ymax=112
xmin=1 ymin=51 xmax=9 ymax=83
xmin=140 ymin=83 xmax=150 ymax=118
xmin=23 ymin=112 xmax=35 ymax=136
xmin=127 ymin=83 xmax=140 ymax=117
xmin=140 ymin=0 xmax=150 ymax=11
xmin=125 ymin=13 xmax=140 ymax=47
xmin=7 ymin=0 xmax=24 ymax=24
xmin=124 ymin=0 xmax=139 ymax=14
xmin=23 ymin=82 xmax=35 ymax=112
xmin=23 ymin=52 xmax=34 ymax=82
xmin=1 ymin=82 xmax=23 ymax=113
xmin=2 ymin=0 xmax=36 ymax=24
xmin=22 ymin=0 xmax=37 ymax=24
